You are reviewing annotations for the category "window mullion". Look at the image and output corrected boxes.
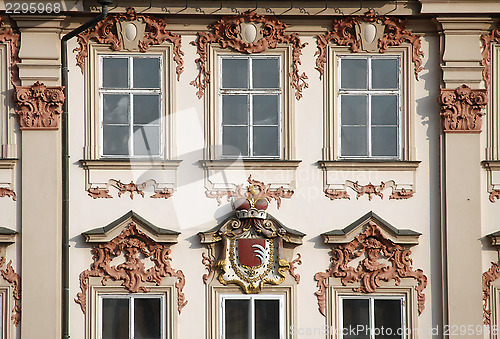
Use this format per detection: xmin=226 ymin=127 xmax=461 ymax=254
xmin=129 ymin=93 xmax=134 ymax=157
xmin=130 ymin=297 xmax=134 ymax=339
xmin=250 ymin=297 xmax=255 ymax=339
xmin=370 ymin=298 xmax=375 ymax=339
xmin=248 ymin=93 xmax=253 ymax=157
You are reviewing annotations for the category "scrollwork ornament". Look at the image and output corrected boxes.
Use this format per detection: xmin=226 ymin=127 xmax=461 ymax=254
xmin=0 ymin=18 xmax=20 ymax=86
xmin=190 ymin=10 xmax=308 ymax=100
xmin=74 ymin=7 xmax=184 ymax=79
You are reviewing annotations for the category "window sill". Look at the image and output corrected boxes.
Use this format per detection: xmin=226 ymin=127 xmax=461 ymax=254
xmin=80 ymin=159 xmax=182 ymax=170
xmin=318 ymin=160 xmax=420 ymax=172
xmin=199 ymin=159 xmax=301 ymax=170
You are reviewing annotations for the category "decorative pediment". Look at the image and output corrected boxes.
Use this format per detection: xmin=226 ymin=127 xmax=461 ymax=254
xmin=76 ymin=212 xmax=186 ymax=314
xmin=190 ymin=10 xmax=308 ymax=100
xmin=199 ymin=213 xmax=304 ymax=293
xmin=315 ymin=9 xmax=424 ymax=80
xmin=74 ymin=7 xmax=184 ymax=79
xmin=315 ymin=212 xmax=426 ymax=317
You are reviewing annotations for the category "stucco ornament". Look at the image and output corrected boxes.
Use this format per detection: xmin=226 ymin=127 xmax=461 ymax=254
xmin=481 ymin=29 xmax=500 ymax=89
xmin=190 ymin=10 xmax=308 ymax=100
xmin=88 ymin=179 xmax=174 ymax=199
xmin=325 ymin=180 xmax=415 ymax=201
xmin=314 ymin=221 xmax=427 ymax=317
xmin=205 ymin=175 xmax=294 ymax=208
xmin=14 ymin=81 xmax=65 ymax=130
xmin=315 ymin=9 xmax=424 ymax=80
xmin=75 ymin=222 xmax=187 ymax=314
xmin=0 ymin=257 xmax=20 ymax=326
xmin=0 ymin=18 xmax=20 ymax=86
xmin=74 ymin=7 xmax=184 ymax=79
xmin=482 ymin=234 xmax=500 ymax=324
xmin=438 ymin=84 xmax=488 ymax=132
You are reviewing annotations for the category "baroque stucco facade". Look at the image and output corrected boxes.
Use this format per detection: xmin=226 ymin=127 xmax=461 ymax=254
xmin=0 ymin=0 xmax=498 ymax=338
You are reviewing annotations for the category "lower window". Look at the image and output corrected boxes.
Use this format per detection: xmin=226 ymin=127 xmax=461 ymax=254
xmin=221 ymin=295 xmax=284 ymax=339
xmin=340 ymin=296 xmax=405 ymax=339
xmin=99 ymin=294 xmax=165 ymax=339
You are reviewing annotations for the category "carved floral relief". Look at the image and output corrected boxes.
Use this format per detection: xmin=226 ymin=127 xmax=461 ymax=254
xmin=0 ymin=17 xmax=20 ymax=86
xmin=315 ymin=10 xmax=424 ymax=80
xmin=0 ymin=257 xmax=20 ymax=326
xmin=88 ymin=179 xmax=174 ymax=200
xmin=190 ymin=10 xmax=308 ymax=100
xmin=314 ymin=221 xmax=427 ymax=317
xmin=13 ymin=81 xmax=65 ymax=130
xmin=206 ymin=175 xmax=294 ymax=208
xmin=74 ymin=7 xmax=184 ymax=79
xmin=324 ymin=180 xmax=414 ymax=201
xmin=75 ymin=221 xmax=187 ymax=314
xmin=438 ymin=84 xmax=488 ymax=132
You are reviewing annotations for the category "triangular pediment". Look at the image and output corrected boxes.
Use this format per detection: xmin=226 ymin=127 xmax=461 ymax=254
xmin=322 ymin=211 xmax=420 ymax=246
xmin=82 ymin=210 xmax=179 ymax=244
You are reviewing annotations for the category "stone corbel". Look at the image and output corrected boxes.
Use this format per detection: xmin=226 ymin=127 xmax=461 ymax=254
xmin=438 ymin=84 xmax=487 ymax=133
xmin=14 ymin=81 xmax=65 ymax=130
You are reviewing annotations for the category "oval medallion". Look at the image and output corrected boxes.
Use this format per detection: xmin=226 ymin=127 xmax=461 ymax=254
xmin=243 ymin=23 xmax=257 ymax=43
xmin=124 ymin=23 xmax=137 ymax=41
xmin=363 ymin=24 xmax=377 ymax=43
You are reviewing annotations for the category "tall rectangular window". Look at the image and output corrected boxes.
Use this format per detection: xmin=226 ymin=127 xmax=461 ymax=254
xmin=338 ymin=56 xmax=401 ymax=159
xmin=221 ymin=295 xmax=284 ymax=339
xmin=99 ymin=294 xmax=165 ymax=339
xmin=340 ymin=296 xmax=405 ymax=339
xmin=219 ymin=56 xmax=282 ymax=158
xmin=99 ymin=55 xmax=163 ymax=158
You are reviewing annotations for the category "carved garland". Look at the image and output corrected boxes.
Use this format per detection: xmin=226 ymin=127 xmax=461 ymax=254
xmin=315 ymin=10 xmax=424 ymax=80
xmin=75 ymin=222 xmax=187 ymax=314
xmin=190 ymin=10 xmax=308 ymax=100
xmin=314 ymin=221 xmax=427 ymax=317
xmin=205 ymin=175 xmax=294 ymax=208
xmin=0 ymin=257 xmax=20 ymax=326
xmin=481 ymin=29 xmax=500 ymax=89
xmin=0 ymin=17 xmax=20 ymax=86
xmin=325 ymin=180 xmax=415 ymax=201
xmin=74 ymin=7 xmax=184 ymax=79
xmin=14 ymin=81 xmax=65 ymax=130
xmin=88 ymin=179 xmax=174 ymax=200
xmin=438 ymin=84 xmax=488 ymax=132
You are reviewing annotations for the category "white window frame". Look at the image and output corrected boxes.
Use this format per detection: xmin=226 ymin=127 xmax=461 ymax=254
xmin=337 ymin=55 xmax=401 ymax=160
xmin=98 ymin=54 xmax=164 ymax=159
xmin=98 ymin=294 xmax=166 ymax=339
xmin=338 ymin=295 xmax=406 ymax=339
xmin=218 ymin=55 xmax=283 ymax=159
xmin=220 ymin=294 xmax=285 ymax=339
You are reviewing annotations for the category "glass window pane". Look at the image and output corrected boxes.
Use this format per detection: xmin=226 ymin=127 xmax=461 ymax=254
xmin=342 ymin=299 xmax=370 ymax=339
xmin=222 ymin=59 xmax=249 ymax=88
xmin=253 ymin=126 xmax=279 ymax=157
xmin=103 ymin=95 xmax=129 ymax=124
xmin=372 ymin=126 xmax=398 ymax=157
xmin=223 ymin=126 xmax=248 ymax=157
xmin=102 ymin=58 xmax=128 ymax=88
xmin=133 ymin=126 xmax=160 ymax=156
xmin=341 ymin=58 xmax=367 ymax=89
xmin=253 ymin=58 xmax=279 ymax=89
xmin=372 ymin=96 xmax=398 ymax=125
xmin=133 ymin=95 xmax=160 ymax=125
xmin=374 ymin=299 xmax=403 ymax=339
xmin=372 ymin=59 xmax=398 ymax=89
xmin=134 ymin=298 xmax=161 ymax=339
xmin=255 ymin=299 xmax=280 ymax=339
xmin=253 ymin=95 xmax=279 ymax=125
xmin=225 ymin=299 xmax=250 ymax=339
xmin=133 ymin=57 xmax=160 ymax=89
xmin=341 ymin=95 xmax=367 ymax=125
xmin=223 ymin=95 xmax=248 ymax=125
xmin=103 ymin=126 xmax=129 ymax=156
xmin=341 ymin=126 xmax=367 ymax=157
xmin=101 ymin=298 xmax=129 ymax=339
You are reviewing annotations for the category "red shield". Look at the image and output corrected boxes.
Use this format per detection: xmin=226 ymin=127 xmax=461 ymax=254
xmin=238 ymin=239 xmax=267 ymax=267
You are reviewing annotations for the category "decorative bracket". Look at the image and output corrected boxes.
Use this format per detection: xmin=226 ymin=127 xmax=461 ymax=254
xmin=14 ymin=81 xmax=65 ymax=130
xmin=74 ymin=7 xmax=184 ymax=80
xmin=438 ymin=84 xmax=487 ymax=133
xmin=190 ymin=10 xmax=308 ymax=100
xmin=314 ymin=212 xmax=426 ymax=317
xmin=315 ymin=10 xmax=424 ymax=80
